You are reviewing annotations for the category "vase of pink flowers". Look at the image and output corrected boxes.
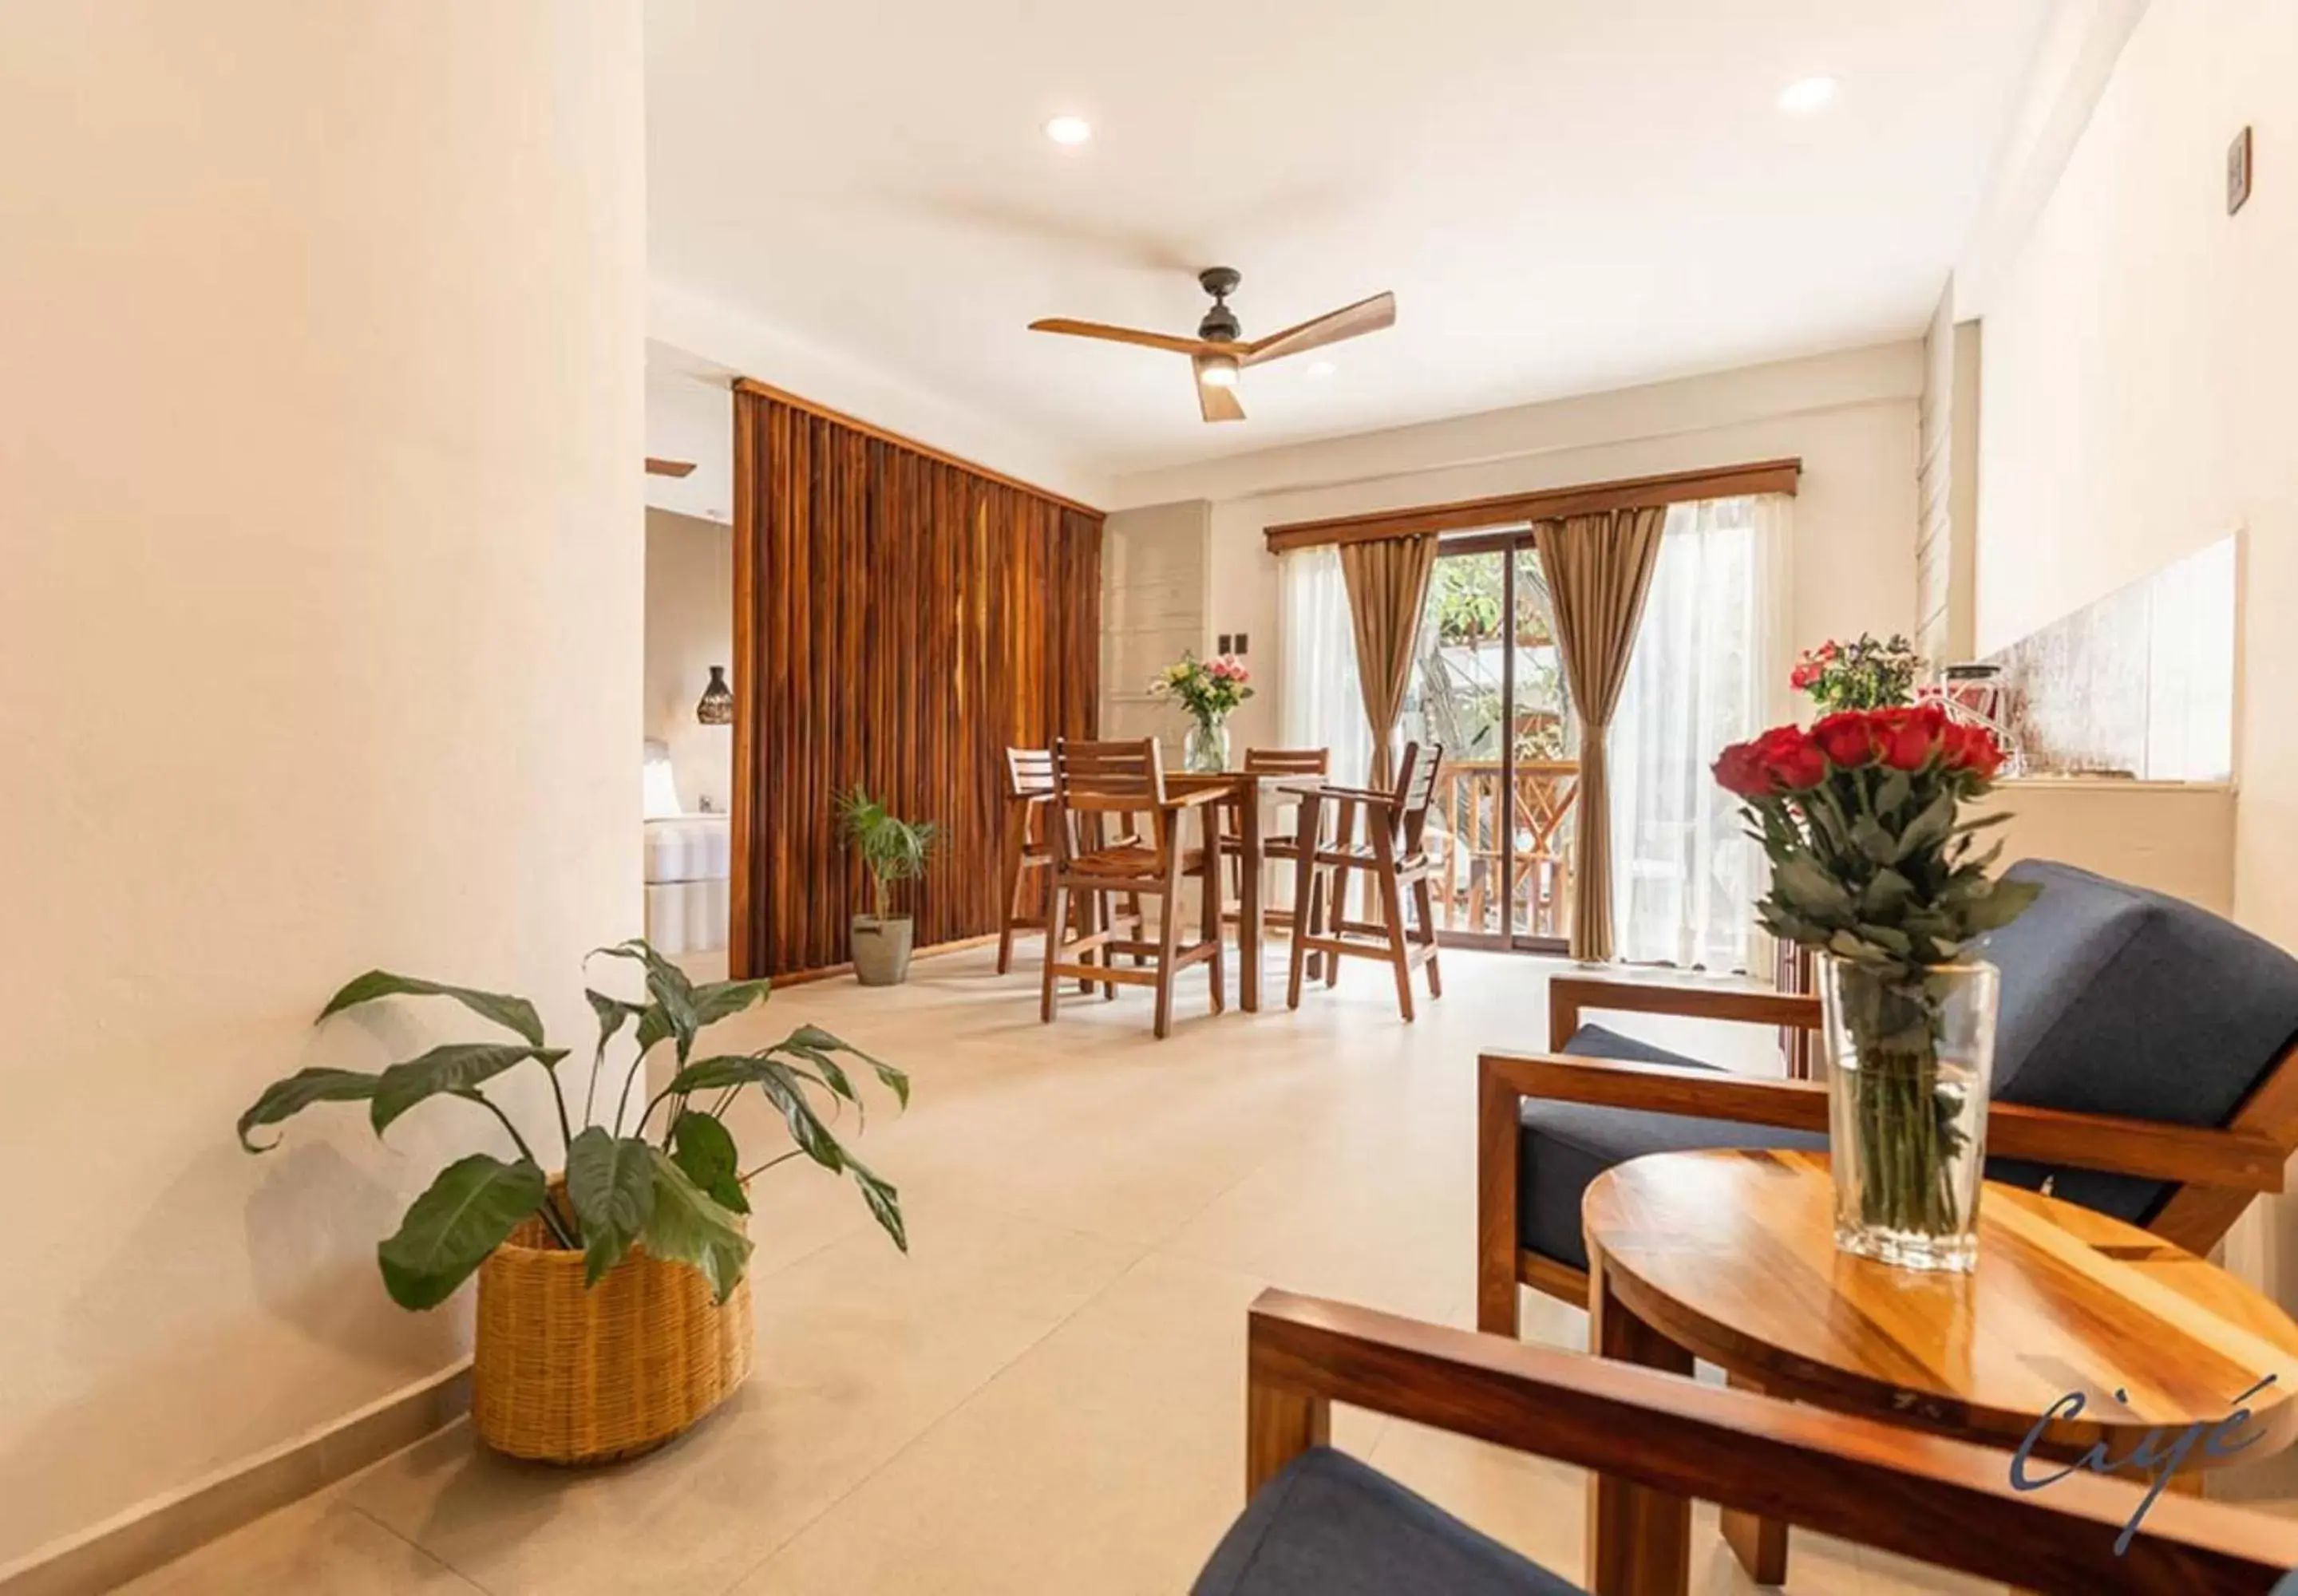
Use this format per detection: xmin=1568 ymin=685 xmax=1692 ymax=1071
xmin=1790 ymin=633 xmax=1924 ymax=714
xmin=1151 ymin=653 xmax=1254 ymax=773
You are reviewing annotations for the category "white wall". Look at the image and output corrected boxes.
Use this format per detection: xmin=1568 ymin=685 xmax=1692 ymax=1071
xmin=646 ymin=508 xmax=735 ymax=814
xmin=0 ymin=1 xmax=644 ymax=1564
xmin=1972 ymin=0 xmax=2298 ymax=1296
xmin=1110 ymin=345 xmax=1924 ymax=753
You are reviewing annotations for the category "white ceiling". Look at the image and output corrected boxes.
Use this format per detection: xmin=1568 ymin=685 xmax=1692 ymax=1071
xmin=647 ymin=0 xmax=2055 ymax=480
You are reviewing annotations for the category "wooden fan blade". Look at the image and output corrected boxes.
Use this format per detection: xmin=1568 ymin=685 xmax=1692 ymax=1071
xmin=1243 ymin=291 xmax=1396 ymax=367
xmin=1030 ymin=318 xmax=1219 ymax=358
xmin=645 ymin=456 xmax=697 ymax=478
xmin=1193 ymin=359 xmax=1245 ymax=423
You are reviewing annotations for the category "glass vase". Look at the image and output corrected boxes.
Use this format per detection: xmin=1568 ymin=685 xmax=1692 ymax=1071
xmin=1183 ymin=718 xmax=1230 ymax=774
xmin=1819 ymin=955 xmax=2000 ymax=1274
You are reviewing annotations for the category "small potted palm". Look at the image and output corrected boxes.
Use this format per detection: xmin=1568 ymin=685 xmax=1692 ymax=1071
xmin=837 ymin=786 xmax=939 ymax=986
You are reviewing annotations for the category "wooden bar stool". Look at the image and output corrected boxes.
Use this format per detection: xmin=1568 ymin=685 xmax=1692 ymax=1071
xmin=997 ymin=748 xmax=1055 ymax=974
xmin=1286 ymin=741 xmax=1445 ymax=1021
xmin=1041 ymin=737 xmax=1228 ymax=1039
xmin=1223 ymin=746 xmax=1331 ymax=965
xmin=1000 ymin=746 xmax=1141 ymax=978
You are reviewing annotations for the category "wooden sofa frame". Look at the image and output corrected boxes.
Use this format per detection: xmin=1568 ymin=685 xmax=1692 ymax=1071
xmin=1477 ymin=976 xmax=2298 ymax=1337
xmin=1245 ymin=1288 xmax=2298 ymax=1595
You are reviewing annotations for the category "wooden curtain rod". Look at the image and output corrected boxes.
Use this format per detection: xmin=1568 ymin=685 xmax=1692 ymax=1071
xmin=1261 ymin=457 xmax=1802 ymax=552
xmin=733 ymin=377 xmax=1105 ymax=519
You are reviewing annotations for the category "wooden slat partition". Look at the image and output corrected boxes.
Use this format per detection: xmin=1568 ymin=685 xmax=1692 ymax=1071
xmin=730 ymin=385 xmax=1102 ymax=978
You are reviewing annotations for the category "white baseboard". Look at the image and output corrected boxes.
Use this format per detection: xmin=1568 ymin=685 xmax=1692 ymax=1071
xmin=0 ymin=1361 xmax=470 ymax=1596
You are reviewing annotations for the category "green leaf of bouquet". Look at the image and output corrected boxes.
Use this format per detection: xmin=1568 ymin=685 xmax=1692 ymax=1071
xmin=370 ymin=1043 xmax=569 ymax=1135
xmin=643 ymin=1148 xmax=753 ymax=1304
xmin=670 ymin=1110 xmax=749 ymax=1215
xmin=1873 ymin=770 xmax=1912 ymax=816
xmin=318 ymin=970 xmax=544 ymax=1046
xmin=1774 ymin=857 xmax=1856 ymax=921
xmin=1857 ymin=868 xmax=1914 ymax=921
xmin=377 ymin=1154 xmax=546 ymax=1310
xmin=1850 ymin=816 xmax=1897 ymax=867
xmin=565 ymin=1127 xmax=658 ymax=1285
xmin=237 ymin=1067 xmax=382 ymax=1152
xmin=1893 ymin=789 xmax=1957 ymax=863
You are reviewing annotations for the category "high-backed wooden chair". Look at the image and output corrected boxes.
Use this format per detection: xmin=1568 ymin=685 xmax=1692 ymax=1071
xmin=1220 ymin=746 xmax=1331 ymax=941
xmin=1285 ymin=741 xmax=1444 ymax=1021
xmin=1196 ymin=1290 xmax=2298 ymax=1596
xmin=1475 ymin=859 xmax=2298 ymax=1584
xmin=1041 ymin=737 xmax=1228 ymax=1039
xmin=999 ymin=746 xmax=1143 ymax=976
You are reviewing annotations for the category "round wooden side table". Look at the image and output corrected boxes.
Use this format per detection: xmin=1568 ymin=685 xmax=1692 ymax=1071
xmin=1580 ymin=1148 xmax=2298 ymax=1595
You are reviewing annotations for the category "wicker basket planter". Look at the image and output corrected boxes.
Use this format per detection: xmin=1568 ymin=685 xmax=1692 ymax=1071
xmin=472 ymin=1208 xmax=753 ymax=1464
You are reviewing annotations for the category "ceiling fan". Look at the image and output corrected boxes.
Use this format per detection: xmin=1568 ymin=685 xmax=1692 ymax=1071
xmin=1030 ymin=267 xmax=1395 ymax=423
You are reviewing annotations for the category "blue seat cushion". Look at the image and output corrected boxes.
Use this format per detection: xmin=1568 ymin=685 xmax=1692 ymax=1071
xmin=1517 ymin=1024 xmax=1825 ymax=1272
xmin=1192 ymin=1447 xmax=1580 ymax=1596
xmin=1976 ymin=861 xmax=2298 ymax=1222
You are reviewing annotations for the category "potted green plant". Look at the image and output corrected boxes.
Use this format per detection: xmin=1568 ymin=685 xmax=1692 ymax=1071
xmin=837 ymin=786 xmax=939 ymax=986
xmin=235 ymin=938 xmax=908 ymax=1462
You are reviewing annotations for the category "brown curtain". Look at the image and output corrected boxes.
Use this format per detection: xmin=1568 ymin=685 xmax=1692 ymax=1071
xmin=1339 ymin=533 xmax=1439 ymax=788
xmin=730 ymin=385 xmax=1103 ymax=978
xmin=1533 ymin=507 xmax=1666 ymax=962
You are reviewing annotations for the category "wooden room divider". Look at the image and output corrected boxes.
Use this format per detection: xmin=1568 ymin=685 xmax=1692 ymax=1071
xmin=729 ymin=380 xmax=1104 ymax=978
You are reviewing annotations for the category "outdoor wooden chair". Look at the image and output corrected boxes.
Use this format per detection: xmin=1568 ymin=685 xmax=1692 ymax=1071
xmin=1285 ymin=741 xmax=1444 ymax=1021
xmin=1041 ymin=737 xmax=1227 ymax=1039
xmin=1193 ymin=1289 xmax=2298 ymax=1595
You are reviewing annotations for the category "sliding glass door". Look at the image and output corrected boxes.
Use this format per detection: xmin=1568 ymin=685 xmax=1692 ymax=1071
xmin=1402 ymin=532 xmax=1578 ymax=953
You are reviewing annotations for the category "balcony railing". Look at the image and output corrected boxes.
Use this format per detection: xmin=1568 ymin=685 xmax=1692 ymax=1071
xmin=1426 ymin=758 xmax=1579 ymax=942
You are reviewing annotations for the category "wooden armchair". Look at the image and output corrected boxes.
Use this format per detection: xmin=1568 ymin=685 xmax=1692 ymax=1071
xmin=1479 ymin=860 xmax=2298 ymax=1333
xmin=1199 ymin=1289 xmax=2298 ymax=1595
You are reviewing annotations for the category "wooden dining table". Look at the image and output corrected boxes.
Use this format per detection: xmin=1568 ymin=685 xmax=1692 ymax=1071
xmin=1166 ymin=771 xmax=1325 ymax=1013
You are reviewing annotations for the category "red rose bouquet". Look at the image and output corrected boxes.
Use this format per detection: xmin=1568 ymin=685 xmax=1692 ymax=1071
xmin=1714 ymin=704 xmax=2037 ymax=1270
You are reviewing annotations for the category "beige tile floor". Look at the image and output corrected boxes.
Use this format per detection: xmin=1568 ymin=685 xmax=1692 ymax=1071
xmin=128 ymin=945 xmax=2019 ymax=1594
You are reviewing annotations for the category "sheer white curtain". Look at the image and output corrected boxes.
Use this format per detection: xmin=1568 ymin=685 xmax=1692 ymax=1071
xmin=1279 ymin=544 xmax=1374 ymax=783
xmin=1607 ymin=495 xmax=1792 ymax=971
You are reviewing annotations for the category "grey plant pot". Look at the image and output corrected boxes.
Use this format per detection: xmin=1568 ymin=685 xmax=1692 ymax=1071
xmin=851 ymin=916 xmax=914 ymax=986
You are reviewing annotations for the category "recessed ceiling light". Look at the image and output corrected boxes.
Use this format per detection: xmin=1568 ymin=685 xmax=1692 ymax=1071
xmin=1043 ymin=115 xmax=1093 ymax=146
xmin=1777 ymin=77 xmax=1837 ymax=116
xmin=1306 ymin=361 xmax=1337 ymax=379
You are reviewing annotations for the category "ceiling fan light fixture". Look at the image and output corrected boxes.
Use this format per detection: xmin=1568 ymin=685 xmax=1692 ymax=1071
xmin=1777 ymin=76 xmax=1838 ymax=115
xmin=1198 ymin=354 xmax=1240 ymax=389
